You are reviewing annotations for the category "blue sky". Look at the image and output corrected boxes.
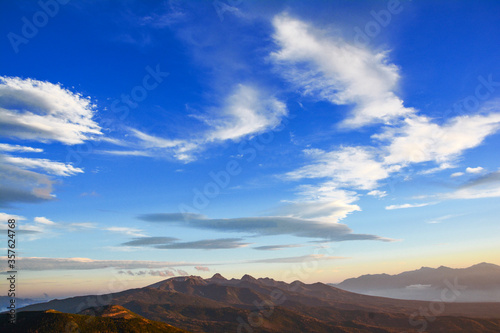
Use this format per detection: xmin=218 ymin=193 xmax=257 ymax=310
xmin=1 ymin=0 xmax=500 ymax=299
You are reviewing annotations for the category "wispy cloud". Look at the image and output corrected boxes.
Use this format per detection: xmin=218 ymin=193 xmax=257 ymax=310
xmin=99 ymin=84 xmax=288 ymax=162
xmin=104 ymin=226 xmax=146 ymax=237
xmin=0 ymin=256 xmax=200 ymax=271
xmin=203 ymin=84 xmax=288 ymax=142
xmin=0 ymin=155 xmax=83 ymax=176
xmin=377 ymin=111 xmax=500 ymax=166
xmin=0 ymin=143 xmax=43 ymax=153
xmin=122 ymin=237 xmax=179 ymax=246
xmin=271 ymin=13 xmax=413 ymax=128
xmin=122 ymin=236 xmax=250 ymax=250
xmin=426 ymin=214 xmax=459 ymax=224
xmin=0 ymin=76 xmax=103 ymax=206
xmin=194 ymin=266 xmax=210 ymax=272
xmin=34 ymin=216 xmax=57 ymax=225
xmin=440 ymin=170 xmax=500 ymax=200
xmin=248 ymin=254 xmax=345 ymax=264
xmin=118 ymin=269 xmax=177 ymax=277
xmin=137 ymin=213 xmax=392 ymax=242
xmin=155 ymin=238 xmax=251 ymax=250
xmin=0 ymin=163 xmax=56 ymax=207
xmin=286 ymin=147 xmax=391 ymax=190
xmin=0 ymin=76 xmax=101 ymax=144
xmin=253 ymin=244 xmax=303 ymax=251
xmin=367 ymin=190 xmax=387 ymax=198
xmin=385 ymin=202 xmax=436 ymax=210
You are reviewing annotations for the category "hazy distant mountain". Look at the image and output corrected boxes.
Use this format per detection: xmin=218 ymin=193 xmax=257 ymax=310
xmin=0 ymin=296 xmax=46 ymax=312
xmin=19 ymin=273 xmax=500 ymax=332
xmin=0 ymin=306 xmax=189 ymax=333
xmin=334 ymin=262 xmax=500 ymax=302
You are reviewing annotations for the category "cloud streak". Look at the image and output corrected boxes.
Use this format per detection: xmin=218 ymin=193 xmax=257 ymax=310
xmin=122 ymin=236 xmax=251 ymax=250
xmin=137 ymin=212 xmax=392 ymax=242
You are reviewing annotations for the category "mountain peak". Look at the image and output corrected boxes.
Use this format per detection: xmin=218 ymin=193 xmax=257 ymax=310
xmin=241 ymin=274 xmax=257 ymax=282
xmin=211 ymin=273 xmax=226 ymax=280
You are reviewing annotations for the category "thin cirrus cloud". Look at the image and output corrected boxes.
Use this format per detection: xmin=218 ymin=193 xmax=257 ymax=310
xmin=137 ymin=212 xmax=392 ymax=242
xmin=385 ymin=202 xmax=436 ymax=210
xmin=102 ymin=84 xmax=288 ymax=161
xmin=121 ymin=236 xmax=250 ymax=250
xmin=247 ymin=254 xmax=345 ymax=264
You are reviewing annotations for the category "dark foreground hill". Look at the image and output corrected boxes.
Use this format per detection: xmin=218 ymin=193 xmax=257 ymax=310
xmin=334 ymin=262 xmax=500 ymax=301
xmin=19 ymin=274 xmax=500 ymax=332
xmin=0 ymin=306 xmax=189 ymax=333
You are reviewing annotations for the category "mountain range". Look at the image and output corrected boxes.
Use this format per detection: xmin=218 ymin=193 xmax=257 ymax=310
xmin=333 ymin=262 xmax=500 ymax=302
xmin=17 ymin=272 xmax=500 ymax=332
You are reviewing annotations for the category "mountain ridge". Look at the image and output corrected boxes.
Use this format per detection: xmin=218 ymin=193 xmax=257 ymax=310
xmin=334 ymin=262 xmax=500 ymax=302
xmin=18 ymin=272 xmax=500 ymax=332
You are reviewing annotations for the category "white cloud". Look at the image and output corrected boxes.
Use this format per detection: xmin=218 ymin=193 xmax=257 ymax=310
xmin=451 ymin=172 xmax=464 ymax=178
xmin=34 ymin=216 xmax=57 ymax=225
xmin=271 ymin=13 xmax=413 ymax=128
xmin=0 ymin=76 xmax=101 ymax=144
xmin=385 ymin=202 xmax=436 ymax=210
xmin=0 ymin=212 xmax=26 ymax=221
xmin=99 ymin=84 xmax=287 ymax=162
xmin=367 ymin=190 xmax=387 ymax=198
xmin=426 ymin=214 xmax=458 ymax=224
xmin=97 ymin=149 xmax=153 ymax=157
xmin=1 ymin=155 xmax=83 ymax=176
xmin=378 ymin=112 xmax=500 ymax=166
xmin=0 ymin=143 xmax=43 ymax=153
xmin=104 ymin=226 xmax=147 ymax=237
xmin=204 ymin=84 xmax=288 ymax=142
xmin=129 ymin=128 xmax=185 ymax=149
xmin=466 ymin=166 xmax=484 ymax=174
xmin=286 ymin=147 xmax=391 ymax=190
